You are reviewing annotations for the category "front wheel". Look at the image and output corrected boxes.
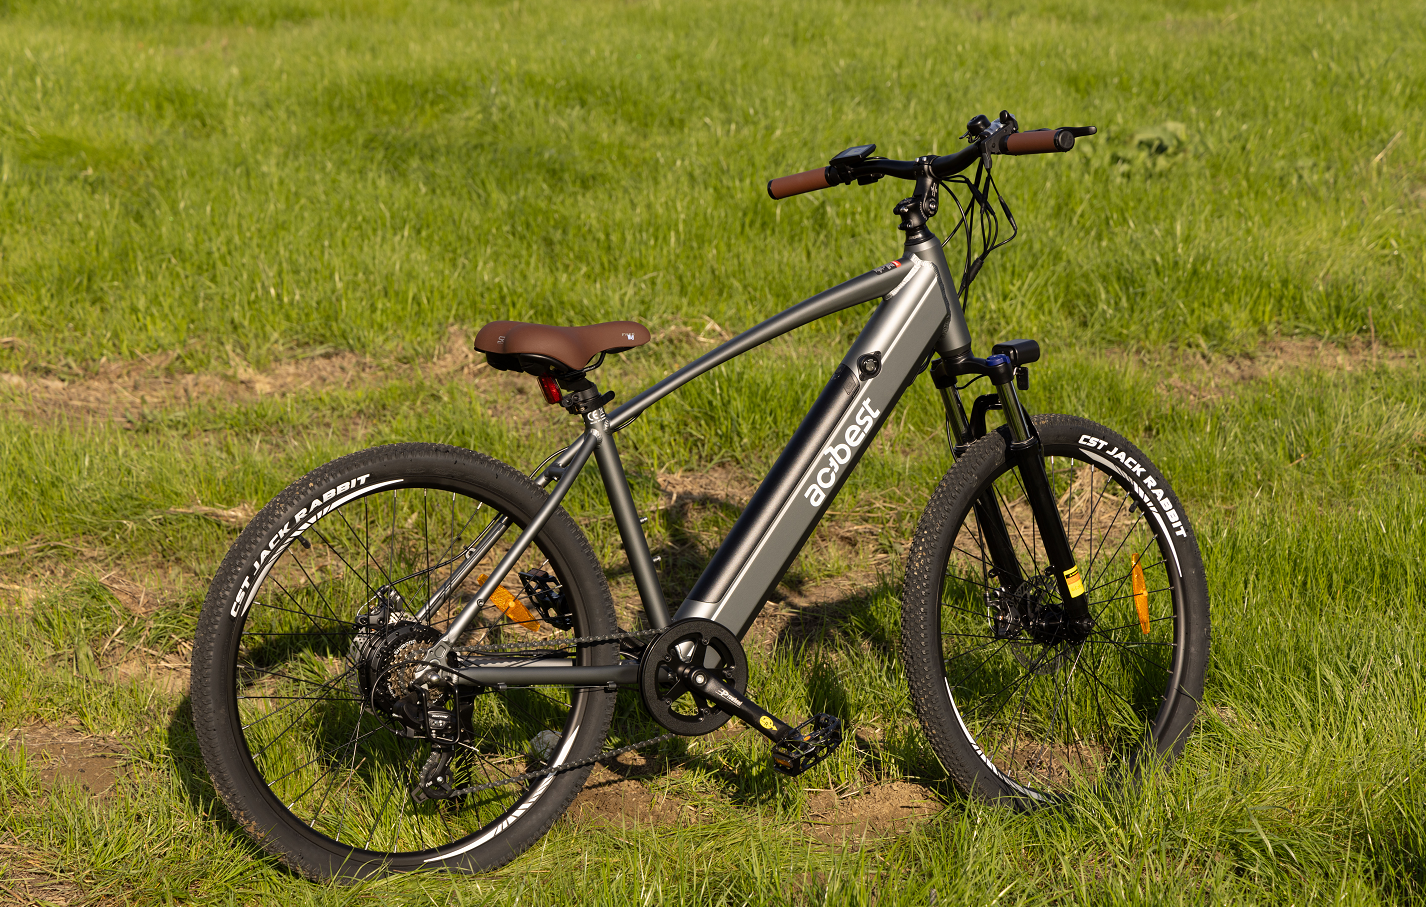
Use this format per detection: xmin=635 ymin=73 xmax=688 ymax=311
xmin=191 ymin=443 xmax=618 ymax=878
xmin=902 ymin=415 xmax=1209 ymax=806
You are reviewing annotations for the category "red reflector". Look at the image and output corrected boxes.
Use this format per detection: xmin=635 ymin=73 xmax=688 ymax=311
xmin=537 ymin=375 xmax=562 ymax=405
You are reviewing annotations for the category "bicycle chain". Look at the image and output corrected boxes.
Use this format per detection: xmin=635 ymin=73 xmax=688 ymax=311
xmin=455 ymin=626 xmax=662 ymax=655
xmin=444 ymin=730 xmax=679 ymax=799
xmin=436 ymin=625 xmax=673 ymax=799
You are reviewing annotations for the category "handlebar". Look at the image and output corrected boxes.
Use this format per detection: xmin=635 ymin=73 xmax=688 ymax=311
xmin=767 ymin=167 xmax=832 ymax=200
xmin=765 ymin=119 xmax=1096 ymax=199
xmin=1003 ymin=127 xmax=1082 ymax=155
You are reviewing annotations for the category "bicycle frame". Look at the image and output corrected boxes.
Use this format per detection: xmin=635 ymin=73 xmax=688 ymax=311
xmin=420 ymin=228 xmax=989 ymax=688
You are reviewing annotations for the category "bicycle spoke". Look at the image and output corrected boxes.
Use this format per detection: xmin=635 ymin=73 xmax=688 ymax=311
xmin=920 ymin=434 xmax=1202 ymax=802
xmin=244 ymin=666 xmax=358 ymax=742
xmin=273 ymin=722 xmax=392 ymax=794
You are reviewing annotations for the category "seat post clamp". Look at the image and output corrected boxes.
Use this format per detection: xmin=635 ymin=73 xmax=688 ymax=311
xmin=562 ymin=388 xmax=616 ymax=416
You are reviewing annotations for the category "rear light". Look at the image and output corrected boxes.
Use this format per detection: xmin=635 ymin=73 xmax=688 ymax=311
xmin=537 ymin=375 xmax=562 ymax=405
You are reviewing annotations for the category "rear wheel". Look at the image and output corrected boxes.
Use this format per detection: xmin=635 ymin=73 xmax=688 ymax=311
xmin=902 ymin=415 xmax=1209 ymax=806
xmin=191 ymin=443 xmax=616 ymax=878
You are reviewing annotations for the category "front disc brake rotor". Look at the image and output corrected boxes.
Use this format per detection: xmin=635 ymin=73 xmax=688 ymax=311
xmin=1009 ymin=575 xmax=1070 ymax=675
xmin=639 ymin=618 xmax=748 ymax=736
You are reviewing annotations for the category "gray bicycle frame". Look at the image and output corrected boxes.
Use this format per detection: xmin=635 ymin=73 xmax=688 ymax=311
xmin=419 ymin=229 xmax=977 ymax=688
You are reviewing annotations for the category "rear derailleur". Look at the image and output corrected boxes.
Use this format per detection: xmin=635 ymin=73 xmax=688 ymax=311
xmin=398 ymin=691 xmax=483 ymax=804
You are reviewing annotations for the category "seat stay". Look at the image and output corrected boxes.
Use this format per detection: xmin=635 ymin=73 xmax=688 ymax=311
xmin=417 ymin=430 xmax=602 ymax=672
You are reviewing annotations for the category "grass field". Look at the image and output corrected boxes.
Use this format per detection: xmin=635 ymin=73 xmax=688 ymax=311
xmin=1 ymin=0 xmax=1424 ymax=903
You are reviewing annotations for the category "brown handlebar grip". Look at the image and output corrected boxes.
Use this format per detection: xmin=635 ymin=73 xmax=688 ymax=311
xmin=1004 ymin=129 xmax=1074 ymax=155
xmin=767 ymin=167 xmax=832 ymax=200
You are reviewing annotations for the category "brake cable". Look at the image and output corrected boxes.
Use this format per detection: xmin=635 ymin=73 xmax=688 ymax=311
xmin=935 ymin=148 xmax=1020 ymax=312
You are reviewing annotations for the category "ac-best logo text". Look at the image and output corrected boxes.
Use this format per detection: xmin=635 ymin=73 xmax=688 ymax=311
xmin=803 ymin=397 xmax=882 ymax=507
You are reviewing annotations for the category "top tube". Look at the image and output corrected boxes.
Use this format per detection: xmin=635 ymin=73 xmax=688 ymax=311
xmin=606 ymin=263 xmax=909 ymax=432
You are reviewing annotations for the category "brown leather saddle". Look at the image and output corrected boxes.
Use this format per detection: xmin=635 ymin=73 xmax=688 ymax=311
xmin=474 ymin=320 xmax=651 ymax=375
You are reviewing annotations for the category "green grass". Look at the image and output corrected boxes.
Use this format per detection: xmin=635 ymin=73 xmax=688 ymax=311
xmin=1 ymin=0 xmax=1425 ymax=903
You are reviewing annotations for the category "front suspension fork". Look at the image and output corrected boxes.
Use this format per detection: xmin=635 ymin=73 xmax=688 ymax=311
xmin=934 ymin=353 xmax=1092 ymax=634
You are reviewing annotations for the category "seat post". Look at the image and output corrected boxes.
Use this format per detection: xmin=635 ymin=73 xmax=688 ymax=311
xmin=558 ymin=377 xmax=601 ymax=412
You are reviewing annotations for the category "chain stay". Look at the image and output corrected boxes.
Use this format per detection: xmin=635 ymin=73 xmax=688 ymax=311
xmin=454 ymin=626 xmax=661 ymax=655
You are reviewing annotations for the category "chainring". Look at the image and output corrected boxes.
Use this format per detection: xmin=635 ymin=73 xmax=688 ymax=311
xmin=638 ymin=618 xmax=748 ymax=736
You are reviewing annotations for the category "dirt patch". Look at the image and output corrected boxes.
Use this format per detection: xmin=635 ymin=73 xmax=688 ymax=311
xmin=5 ymin=724 xmax=127 ymax=798
xmin=0 ymin=536 xmax=216 ymax=624
xmin=565 ymin=756 xmax=693 ymax=827
xmin=103 ymin=644 xmax=190 ymax=698
xmin=96 ymin=565 xmax=197 ymax=618
xmin=644 ymin=465 xmax=896 ymax=647
xmin=0 ymin=843 xmax=87 ymax=907
xmin=2 ymin=349 xmax=373 ymax=421
xmin=748 ymin=576 xmax=865 ymax=653
xmin=1120 ymin=337 xmax=1419 ymax=406
xmin=0 ymin=325 xmax=492 ymax=424
xmin=0 ymin=539 xmax=107 ymax=596
xmin=0 ymin=562 xmax=192 ymax=699
xmin=802 ymin=781 xmax=940 ymax=844
xmin=0 ymin=580 xmax=47 ymax=613
xmin=565 ymin=759 xmax=939 ymax=839
xmin=656 ymin=466 xmax=759 ymax=510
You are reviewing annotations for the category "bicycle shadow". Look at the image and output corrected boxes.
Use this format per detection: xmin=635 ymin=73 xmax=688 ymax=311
xmin=164 ymin=694 xmax=270 ymax=852
xmin=598 ymin=468 xmax=750 ymax=616
xmin=591 ymin=468 xmax=956 ymax=802
xmin=596 ymin=580 xmax=955 ymax=808
xmin=770 ymin=588 xmax=952 ymax=797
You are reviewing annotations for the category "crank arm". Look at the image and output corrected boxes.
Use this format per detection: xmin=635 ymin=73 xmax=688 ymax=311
xmin=675 ymin=664 xmax=796 ymax=742
xmin=675 ymin=666 xmax=845 ymax=777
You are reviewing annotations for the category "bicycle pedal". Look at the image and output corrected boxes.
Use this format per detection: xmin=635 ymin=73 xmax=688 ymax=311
xmin=770 ymin=713 xmax=844 ymax=777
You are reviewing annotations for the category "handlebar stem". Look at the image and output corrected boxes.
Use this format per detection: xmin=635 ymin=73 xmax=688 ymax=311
xmin=893 ymin=156 xmax=941 ymax=243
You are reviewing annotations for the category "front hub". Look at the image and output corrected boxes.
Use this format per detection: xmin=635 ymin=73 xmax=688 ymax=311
xmin=993 ymin=573 xmax=1093 ymax=674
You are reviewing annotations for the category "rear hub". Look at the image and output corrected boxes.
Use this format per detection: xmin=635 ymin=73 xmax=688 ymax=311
xmin=348 ymin=602 xmax=482 ymax=742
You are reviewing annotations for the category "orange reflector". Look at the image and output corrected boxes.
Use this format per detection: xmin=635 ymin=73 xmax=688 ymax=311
xmin=478 ymin=574 xmax=541 ymax=631
xmin=1131 ymin=553 xmax=1150 ymax=634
